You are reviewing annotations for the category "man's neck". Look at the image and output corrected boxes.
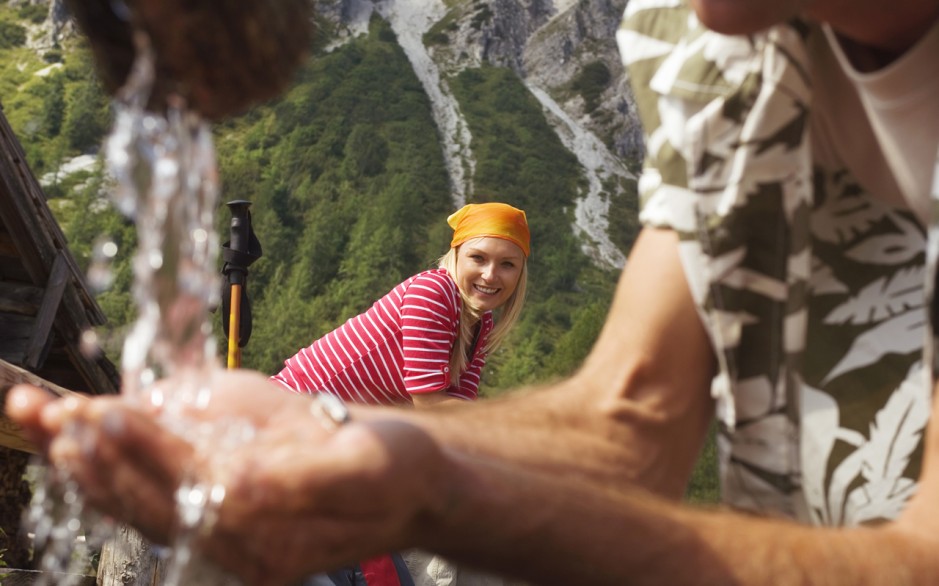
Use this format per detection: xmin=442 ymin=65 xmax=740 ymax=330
xmin=807 ymin=0 xmax=939 ymax=70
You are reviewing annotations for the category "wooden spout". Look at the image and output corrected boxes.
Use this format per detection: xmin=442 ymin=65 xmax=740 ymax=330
xmin=64 ymin=0 xmax=313 ymax=120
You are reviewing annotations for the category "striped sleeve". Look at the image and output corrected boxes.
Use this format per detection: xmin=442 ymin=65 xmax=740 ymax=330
xmin=270 ymin=343 xmax=323 ymax=394
xmin=400 ymin=271 xmax=459 ymax=394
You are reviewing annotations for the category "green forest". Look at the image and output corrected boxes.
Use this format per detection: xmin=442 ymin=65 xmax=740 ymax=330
xmin=0 ymin=7 xmax=717 ymax=502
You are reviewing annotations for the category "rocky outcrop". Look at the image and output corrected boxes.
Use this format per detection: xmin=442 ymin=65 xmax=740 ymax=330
xmin=336 ymin=0 xmax=643 ymax=164
xmin=365 ymin=0 xmax=640 ymax=265
xmin=521 ymin=0 xmax=643 ymax=162
xmin=456 ymin=0 xmax=556 ymax=72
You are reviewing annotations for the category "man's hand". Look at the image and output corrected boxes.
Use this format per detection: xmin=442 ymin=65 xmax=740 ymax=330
xmin=5 ymin=372 xmax=448 ymax=585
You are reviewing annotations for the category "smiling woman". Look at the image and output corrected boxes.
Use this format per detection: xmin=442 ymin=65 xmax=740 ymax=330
xmin=270 ymin=202 xmax=530 ymax=408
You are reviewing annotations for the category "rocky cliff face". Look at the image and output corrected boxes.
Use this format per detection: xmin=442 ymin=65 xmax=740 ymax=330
xmin=323 ymin=0 xmax=641 ymax=266
xmin=430 ymin=0 xmax=642 ymax=160
xmin=367 ymin=0 xmax=642 ymax=164
xmin=518 ymin=0 xmax=643 ymax=162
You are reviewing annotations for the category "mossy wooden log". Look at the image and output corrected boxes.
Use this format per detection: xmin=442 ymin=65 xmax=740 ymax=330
xmin=63 ymin=0 xmax=314 ymax=120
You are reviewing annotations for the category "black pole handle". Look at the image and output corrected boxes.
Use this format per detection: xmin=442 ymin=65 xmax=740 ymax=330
xmin=221 ymin=200 xmax=262 ymax=347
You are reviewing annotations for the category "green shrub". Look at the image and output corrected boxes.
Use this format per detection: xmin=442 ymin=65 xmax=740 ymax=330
xmin=62 ymin=77 xmax=110 ymax=151
xmin=43 ymin=49 xmax=62 ymax=63
xmin=470 ymin=5 xmax=492 ymax=30
xmin=0 ymin=21 xmax=26 ymax=49
xmin=17 ymin=2 xmax=47 ymax=23
xmin=423 ymin=30 xmax=449 ymax=46
xmin=572 ymin=60 xmax=611 ymax=112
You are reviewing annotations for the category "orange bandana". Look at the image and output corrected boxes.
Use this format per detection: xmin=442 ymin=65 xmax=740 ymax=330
xmin=448 ymin=203 xmax=530 ymax=257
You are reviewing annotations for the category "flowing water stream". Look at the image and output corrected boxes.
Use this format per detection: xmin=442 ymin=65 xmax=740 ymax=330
xmin=25 ymin=33 xmax=249 ymax=586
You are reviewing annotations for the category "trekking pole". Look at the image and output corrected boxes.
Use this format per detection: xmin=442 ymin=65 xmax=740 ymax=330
xmin=221 ymin=200 xmax=262 ymax=368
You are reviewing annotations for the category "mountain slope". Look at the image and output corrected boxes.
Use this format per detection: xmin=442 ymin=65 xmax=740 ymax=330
xmin=0 ymin=0 xmax=640 ymax=394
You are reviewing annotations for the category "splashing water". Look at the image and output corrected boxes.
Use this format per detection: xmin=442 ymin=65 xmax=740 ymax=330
xmin=25 ymin=32 xmax=254 ymax=585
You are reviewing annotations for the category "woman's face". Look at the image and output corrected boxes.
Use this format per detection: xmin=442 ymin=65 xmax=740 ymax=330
xmin=455 ymin=237 xmax=525 ymax=312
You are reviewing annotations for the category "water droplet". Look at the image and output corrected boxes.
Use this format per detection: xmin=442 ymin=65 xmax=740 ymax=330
xmin=148 ymin=250 xmax=163 ymax=270
xmin=140 ymin=368 xmax=156 ymax=387
xmin=79 ymin=329 xmax=101 ymax=359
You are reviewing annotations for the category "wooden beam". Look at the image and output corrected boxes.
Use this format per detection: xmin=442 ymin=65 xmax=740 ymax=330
xmin=0 ymin=357 xmax=80 ymax=453
xmin=25 ymin=251 xmax=69 ymax=371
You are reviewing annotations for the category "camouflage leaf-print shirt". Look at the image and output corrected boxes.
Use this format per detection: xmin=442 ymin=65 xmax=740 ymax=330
xmin=617 ymin=0 xmax=939 ymax=526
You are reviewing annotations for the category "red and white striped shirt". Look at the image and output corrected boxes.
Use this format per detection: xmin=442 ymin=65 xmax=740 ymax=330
xmin=271 ymin=269 xmax=493 ymax=405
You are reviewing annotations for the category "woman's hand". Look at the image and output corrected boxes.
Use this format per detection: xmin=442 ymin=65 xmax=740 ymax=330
xmin=5 ymin=370 xmax=450 ymax=585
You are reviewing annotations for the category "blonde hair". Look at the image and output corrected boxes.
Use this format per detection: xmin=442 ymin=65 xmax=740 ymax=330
xmin=437 ymin=242 xmax=528 ymax=386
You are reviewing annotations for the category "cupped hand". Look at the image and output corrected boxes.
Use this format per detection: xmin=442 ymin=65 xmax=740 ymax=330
xmin=5 ymin=370 xmax=451 ymax=585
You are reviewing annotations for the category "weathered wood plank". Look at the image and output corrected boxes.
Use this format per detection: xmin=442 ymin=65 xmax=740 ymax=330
xmin=0 ymin=411 xmax=34 ymax=453
xmin=0 ymin=357 xmax=77 ymax=396
xmin=25 ymin=251 xmax=69 ymax=370
xmin=98 ymin=526 xmax=166 ymax=586
xmin=0 ymin=357 xmax=81 ymax=453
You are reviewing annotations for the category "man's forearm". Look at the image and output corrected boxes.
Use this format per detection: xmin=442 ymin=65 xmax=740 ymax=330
xmin=420 ymin=448 xmax=937 ymax=586
xmin=404 ymin=379 xmax=635 ymax=477
xmin=389 ymin=355 xmax=714 ymax=499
